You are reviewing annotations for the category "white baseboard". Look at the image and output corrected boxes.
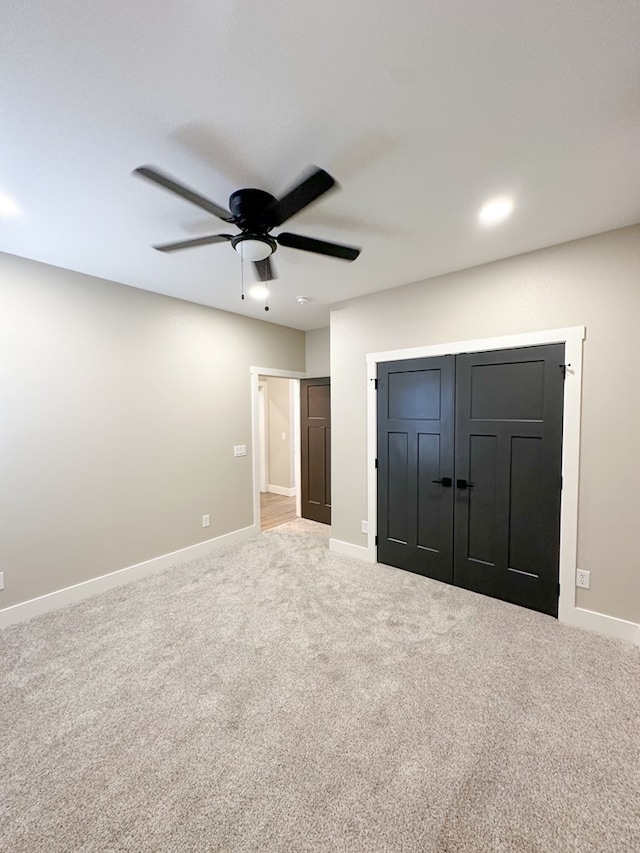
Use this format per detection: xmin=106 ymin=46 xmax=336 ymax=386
xmin=564 ymin=606 xmax=640 ymax=645
xmin=0 ymin=524 xmax=258 ymax=629
xmin=329 ymin=538 xmax=376 ymax=563
xmin=268 ymin=484 xmax=296 ymax=497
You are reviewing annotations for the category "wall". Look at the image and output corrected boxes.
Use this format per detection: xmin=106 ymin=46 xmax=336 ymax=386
xmin=330 ymin=224 xmax=640 ymax=624
xmin=305 ymin=327 xmax=330 ymax=377
xmin=0 ymin=253 xmax=305 ymax=609
xmin=266 ymin=377 xmax=293 ymax=491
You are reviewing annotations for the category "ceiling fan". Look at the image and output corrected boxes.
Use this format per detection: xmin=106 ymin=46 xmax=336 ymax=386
xmin=133 ymin=164 xmax=361 ymax=286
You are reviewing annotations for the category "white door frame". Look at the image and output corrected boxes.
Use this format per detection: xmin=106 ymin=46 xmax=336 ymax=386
xmin=365 ymin=326 xmax=591 ymax=631
xmin=258 ymin=381 xmax=268 ymax=493
xmin=250 ymin=366 xmax=306 ymax=529
xmin=292 ymin=381 xmax=302 ymax=518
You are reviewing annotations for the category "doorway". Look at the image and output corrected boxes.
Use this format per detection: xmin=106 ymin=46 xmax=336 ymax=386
xmin=252 ymin=369 xmax=304 ymax=532
xmin=377 ymin=344 xmax=565 ymax=617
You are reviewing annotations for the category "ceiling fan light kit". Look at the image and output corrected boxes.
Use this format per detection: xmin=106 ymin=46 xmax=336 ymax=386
xmin=232 ymin=234 xmax=276 ymax=261
xmin=134 ymin=163 xmax=361 ymax=310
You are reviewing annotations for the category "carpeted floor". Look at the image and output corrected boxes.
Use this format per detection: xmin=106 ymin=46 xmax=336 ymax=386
xmin=1 ymin=520 xmax=639 ymax=853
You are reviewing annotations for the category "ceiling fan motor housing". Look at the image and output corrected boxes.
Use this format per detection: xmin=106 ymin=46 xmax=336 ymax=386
xmin=229 ymin=188 xmax=277 ymax=231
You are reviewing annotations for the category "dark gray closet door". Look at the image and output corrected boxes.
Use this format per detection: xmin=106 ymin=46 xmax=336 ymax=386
xmin=377 ymin=356 xmax=455 ymax=582
xmin=453 ymin=345 xmax=565 ymax=616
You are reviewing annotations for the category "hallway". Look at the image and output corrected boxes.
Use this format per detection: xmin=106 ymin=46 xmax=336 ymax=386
xmin=260 ymin=492 xmax=296 ymax=531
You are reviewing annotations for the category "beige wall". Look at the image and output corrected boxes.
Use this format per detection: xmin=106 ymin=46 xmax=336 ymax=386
xmin=266 ymin=377 xmax=293 ymax=490
xmin=330 ymin=224 xmax=640 ymax=624
xmin=305 ymin=327 xmax=330 ymax=377
xmin=0 ymin=253 xmax=304 ymax=609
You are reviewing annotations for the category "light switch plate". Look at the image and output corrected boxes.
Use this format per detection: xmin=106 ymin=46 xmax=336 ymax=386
xmin=233 ymin=445 xmax=247 ymax=457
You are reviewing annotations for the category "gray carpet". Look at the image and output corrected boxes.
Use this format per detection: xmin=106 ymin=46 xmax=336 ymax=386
xmin=1 ymin=519 xmax=639 ymax=853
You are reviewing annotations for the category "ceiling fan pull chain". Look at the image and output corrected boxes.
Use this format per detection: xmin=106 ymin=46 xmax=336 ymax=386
xmin=265 ymin=281 xmax=269 ymax=312
xmin=240 ymin=250 xmax=245 ymax=300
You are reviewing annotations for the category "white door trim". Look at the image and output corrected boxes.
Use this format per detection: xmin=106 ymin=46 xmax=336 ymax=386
xmin=364 ymin=326 xmax=589 ymax=631
xmin=292 ymin=380 xmax=302 ymax=518
xmin=250 ymin=367 xmax=306 ymax=529
xmin=258 ymin=381 xmax=268 ymax=493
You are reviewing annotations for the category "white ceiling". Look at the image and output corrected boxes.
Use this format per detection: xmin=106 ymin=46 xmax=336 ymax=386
xmin=2 ymin=0 xmax=639 ymax=330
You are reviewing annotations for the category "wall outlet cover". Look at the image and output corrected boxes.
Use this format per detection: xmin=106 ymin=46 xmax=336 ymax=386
xmin=576 ymin=569 xmax=591 ymax=589
xmin=361 ymin=520 xmax=368 ymax=534
xmin=202 ymin=514 xmax=210 ymax=528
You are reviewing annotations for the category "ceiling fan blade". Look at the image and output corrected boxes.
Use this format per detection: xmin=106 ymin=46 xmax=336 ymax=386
xmin=277 ymin=232 xmax=360 ymax=261
xmin=268 ymin=167 xmax=336 ymax=226
xmin=134 ymin=166 xmax=233 ymax=221
xmin=153 ymin=234 xmax=233 ymax=253
xmin=253 ymin=256 xmax=277 ymax=281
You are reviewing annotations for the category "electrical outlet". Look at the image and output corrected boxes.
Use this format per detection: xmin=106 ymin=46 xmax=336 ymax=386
xmin=576 ymin=569 xmax=590 ymax=589
xmin=361 ymin=520 xmax=368 ymax=534
xmin=233 ymin=445 xmax=247 ymax=457
xmin=202 ymin=514 xmax=210 ymax=528
xmin=0 ymin=571 xmax=4 ymax=590
xmin=282 ymin=432 xmax=286 ymax=441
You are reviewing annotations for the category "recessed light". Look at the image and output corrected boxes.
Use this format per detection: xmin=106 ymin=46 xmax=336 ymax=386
xmin=249 ymin=284 xmax=268 ymax=300
xmin=478 ymin=197 xmax=513 ymax=226
xmin=0 ymin=193 xmax=21 ymax=217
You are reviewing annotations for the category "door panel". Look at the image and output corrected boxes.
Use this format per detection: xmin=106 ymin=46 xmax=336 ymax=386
xmin=388 ymin=431 xmax=410 ymax=543
xmin=508 ymin=436 xmax=544 ymax=573
xmin=377 ymin=357 xmax=454 ymax=582
xmin=454 ymin=345 xmax=564 ymax=616
xmin=417 ymin=433 xmax=441 ymax=550
xmin=388 ymin=369 xmax=442 ymax=420
xmin=467 ymin=434 xmax=498 ymax=566
xmin=301 ymin=378 xmax=331 ymax=524
xmin=470 ymin=360 xmax=545 ymax=420
xmin=307 ymin=383 xmax=330 ymax=418
xmin=307 ymin=427 xmax=326 ymax=504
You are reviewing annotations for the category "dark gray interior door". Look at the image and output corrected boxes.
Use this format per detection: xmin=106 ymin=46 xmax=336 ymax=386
xmin=301 ymin=378 xmax=331 ymax=525
xmin=377 ymin=357 xmax=454 ymax=582
xmin=453 ymin=345 xmax=564 ymax=616
xmin=376 ymin=344 xmax=565 ymax=617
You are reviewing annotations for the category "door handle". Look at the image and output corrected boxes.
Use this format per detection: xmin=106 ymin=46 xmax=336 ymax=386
xmin=456 ymin=479 xmax=474 ymax=489
xmin=432 ymin=477 xmax=452 ymax=487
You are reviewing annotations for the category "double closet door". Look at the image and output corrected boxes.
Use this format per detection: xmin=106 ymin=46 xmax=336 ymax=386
xmin=377 ymin=345 xmax=564 ymax=617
